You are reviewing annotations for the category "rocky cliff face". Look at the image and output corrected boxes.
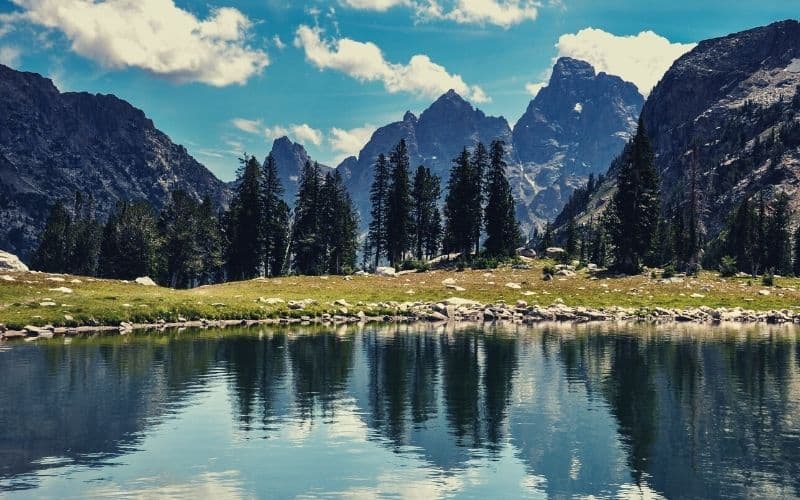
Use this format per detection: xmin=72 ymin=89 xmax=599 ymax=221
xmin=0 ymin=64 xmax=230 ymax=259
xmin=555 ymin=20 xmax=800 ymax=238
xmin=511 ymin=57 xmax=643 ymax=227
xmin=267 ymin=136 xmax=333 ymax=201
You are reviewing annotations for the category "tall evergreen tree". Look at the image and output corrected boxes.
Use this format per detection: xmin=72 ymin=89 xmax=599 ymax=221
xmin=793 ymin=225 xmax=800 ymax=277
xmin=564 ymin=217 xmax=578 ymax=259
xmin=197 ymin=196 xmax=225 ymax=284
xmin=32 ymin=200 xmax=72 ymax=273
xmin=291 ymin=161 xmax=324 ymax=275
xmin=483 ymin=140 xmax=520 ymax=258
xmin=98 ymin=201 xmax=159 ymax=280
xmin=470 ymin=142 xmax=489 ymax=254
xmin=385 ymin=140 xmax=413 ymax=265
xmin=320 ymin=170 xmax=359 ymax=274
xmin=444 ymin=148 xmax=476 ymax=259
xmin=367 ymin=153 xmax=390 ymax=268
xmin=725 ymin=198 xmax=759 ymax=275
xmin=605 ymin=120 xmax=661 ymax=273
xmin=158 ymin=190 xmax=201 ymax=288
xmin=411 ymin=165 xmax=442 ymax=261
xmin=261 ymin=153 xmax=290 ymax=276
xmin=68 ymin=193 xmax=102 ymax=277
xmin=765 ymin=192 xmax=793 ymax=275
xmin=226 ymin=156 xmax=263 ymax=281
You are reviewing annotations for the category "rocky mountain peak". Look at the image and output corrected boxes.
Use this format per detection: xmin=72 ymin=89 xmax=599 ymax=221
xmin=267 ymin=136 xmax=332 ymax=200
xmin=551 ymin=57 xmax=596 ymax=81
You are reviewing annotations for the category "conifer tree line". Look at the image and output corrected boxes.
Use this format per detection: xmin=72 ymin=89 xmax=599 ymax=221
xmin=548 ymin=118 xmax=800 ymax=278
xmin=33 ymin=152 xmax=359 ymax=287
xmin=364 ymin=138 xmax=521 ymax=268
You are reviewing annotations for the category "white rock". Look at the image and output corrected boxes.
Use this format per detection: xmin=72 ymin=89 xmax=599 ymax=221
xmin=758 ymin=290 xmax=771 ymax=296
xmin=1 ymin=275 xmax=15 ymax=281
xmin=505 ymin=282 xmax=522 ymax=289
xmin=135 ymin=276 xmax=157 ymax=286
xmin=441 ymin=278 xmax=457 ymax=286
xmin=49 ymin=287 xmax=73 ymax=294
xmin=0 ymin=250 xmax=29 ymax=272
xmin=375 ymin=267 xmax=396 ymax=276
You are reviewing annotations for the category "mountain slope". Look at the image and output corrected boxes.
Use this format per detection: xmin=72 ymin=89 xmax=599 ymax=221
xmin=267 ymin=136 xmax=333 ymax=201
xmin=0 ymin=64 xmax=230 ymax=259
xmin=555 ymin=20 xmax=800 ymax=238
xmin=512 ymin=57 xmax=643 ymax=226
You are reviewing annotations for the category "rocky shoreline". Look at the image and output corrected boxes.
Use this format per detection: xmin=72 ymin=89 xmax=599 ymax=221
xmin=2 ymin=298 xmax=800 ymax=341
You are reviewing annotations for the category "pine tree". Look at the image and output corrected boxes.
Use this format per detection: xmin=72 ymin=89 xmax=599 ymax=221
xmin=793 ymin=226 xmax=800 ymax=277
xmin=725 ymin=198 xmax=759 ymax=275
xmin=537 ymin=221 xmax=554 ymax=254
xmin=766 ymin=192 xmax=793 ymax=275
xmin=483 ymin=140 xmax=520 ymax=258
xmin=68 ymin=193 xmax=102 ymax=277
xmin=197 ymin=196 xmax=225 ymax=285
xmin=444 ymin=148 xmax=475 ymax=258
xmin=411 ymin=165 xmax=442 ymax=261
xmin=98 ymin=201 xmax=159 ymax=280
xmin=385 ymin=140 xmax=413 ymax=266
xmin=158 ymin=190 xmax=201 ymax=288
xmin=225 ymin=156 xmax=263 ymax=281
xmin=291 ymin=161 xmax=324 ymax=275
xmin=261 ymin=154 xmax=289 ymax=276
xmin=470 ymin=142 xmax=489 ymax=254
xmin=606 ymin=120 xmax=661 ymax=274
xmin=320 ymin=170 xmax=359 ymax=274
xmin=565 ymin=217 xmax=578 ymax=259
xmin=32 ymin=200 xmax=72 ymax=273
xmin=367 ymin=153 xmax=390 ymax=268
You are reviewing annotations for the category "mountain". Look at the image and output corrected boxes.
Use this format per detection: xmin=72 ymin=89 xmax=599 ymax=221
xmin=267 ymin=136 xmax=333 ymax=201
xmin=554 ymin=20 xmax=800 ymax=239
xmin=341 ymin=62 xmax=642 ymax=234
xmin=342 ymin=90 xmax=515 ymax=220
xmin=511 ymin=57 xmax=643 ymax=226
xmin=0 ymin=64 xmax=230 ymax=260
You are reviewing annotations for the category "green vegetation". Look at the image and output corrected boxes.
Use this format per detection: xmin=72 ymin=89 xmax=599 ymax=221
xmin=3 ymin=259 xmax=800 ymax=330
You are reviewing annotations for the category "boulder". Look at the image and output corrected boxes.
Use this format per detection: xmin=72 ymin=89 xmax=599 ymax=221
xmin=375 ymin=266 xmax=396 ymax=276
xmin=545 ymin=247 xmax=566 ymax=258
xmin=505 ymin=282 xmax=522 ymax=289
xmin=135 ymin=276 xmax=157 ymax=286
xmin=518 ymin=248 xmax=537 ymax=258
xmin=0 ymin=251 xmax=28 ymax=272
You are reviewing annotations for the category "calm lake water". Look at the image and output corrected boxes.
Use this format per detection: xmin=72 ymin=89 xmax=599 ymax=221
xmin=1 ymin=322 xmax=800 ymax=499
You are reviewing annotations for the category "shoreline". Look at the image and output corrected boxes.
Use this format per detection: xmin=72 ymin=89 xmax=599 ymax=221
xmin=3 ymin=301 xmax=799 ymax=341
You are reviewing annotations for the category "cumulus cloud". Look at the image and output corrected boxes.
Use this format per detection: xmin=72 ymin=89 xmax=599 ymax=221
xmin=342 ymin=0 xmax=538 ymax=28
xmin=232 ymin=118 xmax=324 ymax=147
xmin=0 ymin=46 xmax=21 ymax=67
xmin=555 ymin=28 xmax=695 ymax=95
xmin=272 ymin=35 xmax=286 ymax=50
xmin=330 ymin=124 xmax=376 ymax=161
xmin=294 ymin=25 xmax=488 ymax=102
xmin=7 ymin=0 xmax=268 ymax=86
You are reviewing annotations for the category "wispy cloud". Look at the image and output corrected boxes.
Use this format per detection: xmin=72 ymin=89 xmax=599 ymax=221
xmin=232 ymin=118 xmax=324 ymax=147
xmin=341 ymin=0 xmax=539 ymax=28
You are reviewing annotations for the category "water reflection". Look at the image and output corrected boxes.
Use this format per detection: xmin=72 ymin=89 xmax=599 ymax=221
xmin=0 ymin=323 xmax=799 ymax=497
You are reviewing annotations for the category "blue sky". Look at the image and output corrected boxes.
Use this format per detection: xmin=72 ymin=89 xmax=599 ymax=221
xmin=0 ymin=0 xmax=797 ymax=180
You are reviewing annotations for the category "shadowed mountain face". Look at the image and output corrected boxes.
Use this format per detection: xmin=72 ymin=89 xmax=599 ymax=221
xmin=0 ymin=65 xmax=230 ymax=260
xmin=341 ymin=61 xmax=642 ymax=234
xmin=511 ymin=58 xmax=643 ymax=226
xmin=266 ymin=136 xmax=333 ymax=202
xmin=556 ymin=20 xmax=800 ymax=237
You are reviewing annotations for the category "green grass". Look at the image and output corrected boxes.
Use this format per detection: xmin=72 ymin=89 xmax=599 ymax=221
xmin=1 ymin=261 xmax=799 ymax=329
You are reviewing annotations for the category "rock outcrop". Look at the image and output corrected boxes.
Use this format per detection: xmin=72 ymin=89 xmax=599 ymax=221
xmin=0 ymin=250 xmax=28 ymax=272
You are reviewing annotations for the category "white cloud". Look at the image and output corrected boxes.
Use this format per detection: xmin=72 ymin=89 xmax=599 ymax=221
xmin=294 ymin=25 xmax=489 ymax=102
xmin=342 ymin=0 xmax=538 ymax=27
xmin=0 ymin=46 xmax=21 ymax=67
xmin=524 ymin=81 xmax=545 ymax=97
xmin=8 ymin=0 xmax=269 ymax=86
xmin=330 ymin=124 xmax=376 ymax=162
xmin=232 ymin=118 xmax=324 ymax=147
xmin=555 ymin=28 xmax=696 ymax=95
xmin=231 ymin=118 xmax=263 ymax=134
xmin=272 ymin=34 xmax=286 ymax=50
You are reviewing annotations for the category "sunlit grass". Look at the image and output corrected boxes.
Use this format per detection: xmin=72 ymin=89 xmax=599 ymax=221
xmin=1 ymin=260 xmax=799 ymax=329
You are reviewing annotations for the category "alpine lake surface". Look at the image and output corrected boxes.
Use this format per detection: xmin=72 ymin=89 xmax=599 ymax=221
xmin=2 ymin=321 xmax=800 ymax=499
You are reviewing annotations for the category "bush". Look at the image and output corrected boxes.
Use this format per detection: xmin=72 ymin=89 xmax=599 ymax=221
xmin=398 ymin=259 xmax=430 ymax=272
xmin=762 ymin=270 xmax=775 ymax=287
xmin=471 ymin=256 xmax=500 ymax=270
xmin=542 ymin=265 xmax=555 ymax=277
xmin=719 ymin=256 xmax=737 ymax=277
xmin=662 ymin=264 xmax=676 ymax=279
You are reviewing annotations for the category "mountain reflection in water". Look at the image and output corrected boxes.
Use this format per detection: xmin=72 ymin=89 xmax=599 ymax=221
xmin=1 ymin=322 xmax=799 ymax=498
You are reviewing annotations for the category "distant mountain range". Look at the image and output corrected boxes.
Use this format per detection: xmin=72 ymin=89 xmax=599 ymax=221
xmin=3 ymin=19 xmax=796 ymax=260
xmin=553 ymin=19 xmax=800 ymax=241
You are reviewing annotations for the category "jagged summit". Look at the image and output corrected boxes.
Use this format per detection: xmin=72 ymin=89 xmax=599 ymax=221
xmin=267 ymin=136 xmax=332 ymax=200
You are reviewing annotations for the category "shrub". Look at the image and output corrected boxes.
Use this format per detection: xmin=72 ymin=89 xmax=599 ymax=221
xmin=762 ymin=270 xmax=775 ymax=287
xmin=719 ymin=256 xmax=737 ymax=277
xmin=472 ymin=256 xmax=499 ymax=270
xmin=662 ymin=264 xmax=676 ymax=279
xmin=542 ymin=265 xmax=555 ymax=277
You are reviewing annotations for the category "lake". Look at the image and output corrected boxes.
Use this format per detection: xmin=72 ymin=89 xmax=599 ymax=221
xmin=1 ymin=322 xmax=799 ymax=498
